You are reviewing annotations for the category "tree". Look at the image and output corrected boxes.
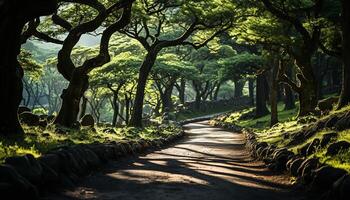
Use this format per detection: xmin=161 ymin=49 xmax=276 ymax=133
xmin=259 ymin=0 xmax=325 ymax=116
xmin=219 ymin=52 xmax=268 ymax=117
xmin=0 ymin=0 xmax=57 ymax=135
xmin=47 ymin=0 xmax=135 ymax=128
xmin=119 ymin=0 xmax=235 ymax=127
xmin=151 ymin=53 xmax=196 ymax=112
xmin=90 ymin=51 xmax=141 ymax=126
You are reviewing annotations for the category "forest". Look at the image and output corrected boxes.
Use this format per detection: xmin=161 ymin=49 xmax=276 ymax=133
xmin=0 ymin=0 xmax=349 ymax=200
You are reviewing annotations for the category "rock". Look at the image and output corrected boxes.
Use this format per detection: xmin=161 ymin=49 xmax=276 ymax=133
xmin=80 ymin=114 xmax=95 ymax=127
xmin=81 ymin=147 xmax=101 ymax=170
xmin=325 ymin=115 xmax=340 ymax=128
xmin=0 ymin=164 xmax=39 ymax=200
xmin=5 ymin=154 xmax=43 ymax=185
xmin=38 ymin=161 xmax=59 ymax=186
xmin=274 ymin=150 xmax=294 ymax=171
xmin=103 ymin=128 xmax=116 ymax=134
xmin=37 ymin=154 xmax=61 ymax=173
xmin=39 ymin=114 xmax=48 ymax=120
xmin=19 ymin=112 xmax=40 ymax=126
xmin=18 ymin=106 xmax=31 ymax=115
xmin=335 ymin=115 xmax=350 ymax=130
xmin=297 ymin=158 xmax=319 ymax=183
xmin=320 ymin=132 xmax=338 ymax=148
xmin=318 ymin=97 xmax=338 ymax=112
xmin=299 ymin=142 xmax=311 ymax=156
xmin=326 ymin=141 xmax=350 ymax=156
xmin=288 ymin=158 xmax=304 ymax=177
xmin=311 ymin=166 xmax=347 ymax=191
xmin=38 ymin=120 xmax=48 ymax=128
xmin=47 ymin=115 xmax=56 ymax=123
xmin=306 ymin=138 xmax=320 ymax=156
xmin=329 ymin=174 xmax=350 ymax=200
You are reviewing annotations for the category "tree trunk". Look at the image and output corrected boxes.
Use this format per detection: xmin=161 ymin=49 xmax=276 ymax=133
xmin=338 ymin=0 xmax=350 ymax=109
xmin=118 ymin=101 xmax=125 ymax=125
xmin=112 ymin=92 xmax=119 ymax=127
xmin=295 ymin=57 xmax=318 ymax=116
xmin=194 ymin=91 xmax=201 ymax=110
xmin=284 ymin=66 xmax=296 ymax=110
xmin=125 ymin=95 xmax=131 ymax=125
xmin=234 ymin=80 xmax=245 ymax=98
xmin=0 ymin=0 xmax=56 ymax=135
xmin=248 ymin=78 xmax=255 ymax=106
xmin=256 ymin=73 xmax=270 ymax=118
xmin=54 ymin=68 xmax=89 ymax=127
xmin=79 ymin=96 xmax=87 ymax=119
xmin=270 ymin=62 xmax=280 ymax=127
xmin=129 ymin=51 xmax=157 ymax=127
xmin=178 ymin=78 xmax=186 ymax=104
xmin=161 ymin=85 xmax=174 ymax=112
xmin=213 ymin=82 xmax=221 ymax=101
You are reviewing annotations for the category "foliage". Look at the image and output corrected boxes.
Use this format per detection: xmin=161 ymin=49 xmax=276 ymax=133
xmin=0 ymin=123 xmax=182 ymax=162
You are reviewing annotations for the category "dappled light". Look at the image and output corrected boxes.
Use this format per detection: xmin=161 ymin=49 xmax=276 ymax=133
xmin=0 ymin=0 xmax=349 ymax=199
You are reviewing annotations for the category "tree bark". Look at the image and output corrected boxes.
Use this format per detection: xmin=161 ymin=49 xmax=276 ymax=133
xmin=160 ymin=84 xmax=174 ymax=112
xmin=54 ymin=68 xmax=89 ymax=127
xmin=0 ymin=0 xmax=56 ymax=135
xmin=213 ymin=82 xmax=221 ymax=101
xmin=79 ymin=96 xmax=88 ymax=120
xmin=125 ymin=95 xmax=131 ymax=125
xmin=234 ymin=80 xmax=245 ymax=98
xmin=129 ymin=51 xmax=157 ymax=127
xmin=112 ymin=92 xmax=119 ymax=127
xmin=295 ymin=56 xmax=318 ymax=116
xmin=178 ymin=78 xmax=186 ymax=104
xmin=256 ymin=73 xmax=270 ymax=118
xmin=270 ymin=62 xmax=280 ymax=127
xmin=248 ymin=78 xmax=255 ymax=106
xmin=338 ymin=0 xmax=350 ymax=109
xmin=284 ymin=66 xmax=296 ymax=110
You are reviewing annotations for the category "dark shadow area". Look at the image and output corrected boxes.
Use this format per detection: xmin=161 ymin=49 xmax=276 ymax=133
xmin=43 ymin=122 xmax=307 ymax=200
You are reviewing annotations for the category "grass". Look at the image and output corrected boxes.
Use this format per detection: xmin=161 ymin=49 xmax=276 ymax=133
xmin=214 ymin=101 xmax=350 ymax=173
xmin=223 ymin=102 xmax=299 ymax=130
xmin=0 ymin=123 xmax=181 ymax=162
xmin=175 ymin=104 xmax=247 ymax=121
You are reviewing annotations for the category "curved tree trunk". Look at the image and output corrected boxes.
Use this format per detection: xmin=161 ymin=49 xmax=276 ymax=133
xmin=0 ymin=0 xmax=56 ymax=135
xmin=112 ymin=92 xmax=119 ymax=127
xmin=129 ymin=51 xmax=157 ymax=127
xmin=54 ymin=68 xmax=89 ymax=127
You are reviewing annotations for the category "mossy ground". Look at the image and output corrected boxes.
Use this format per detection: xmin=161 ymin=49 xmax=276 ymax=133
xmin=0 ymin=124 xmax=181 ymax=162
xmin=175 ymin=105 xmax=247 ymax=121
xmin=215 ymin=102 xmax=350 ymax=173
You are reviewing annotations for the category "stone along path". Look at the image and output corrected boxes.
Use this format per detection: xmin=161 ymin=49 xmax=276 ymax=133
xmin=44 ymin=121 xmax=304 ymax=200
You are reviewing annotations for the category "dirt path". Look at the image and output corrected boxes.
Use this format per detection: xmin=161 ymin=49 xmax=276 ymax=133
xmin=44 ymin=121 xmax=305 ymax=200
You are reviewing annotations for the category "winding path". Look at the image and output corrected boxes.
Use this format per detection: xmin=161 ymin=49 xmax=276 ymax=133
xmin=44 ymin=121 xmax=304 ymax=200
